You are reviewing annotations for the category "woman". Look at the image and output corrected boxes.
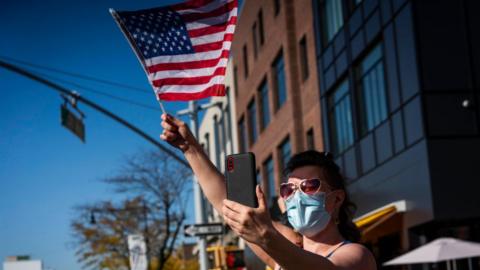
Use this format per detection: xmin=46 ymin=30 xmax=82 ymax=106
xmin=160 ymin=114 xmax=377 ymax=270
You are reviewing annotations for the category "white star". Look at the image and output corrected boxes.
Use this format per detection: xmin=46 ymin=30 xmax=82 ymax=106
xmin=176 ymin=31 xmax=180 ymax=36
xmin=161 ymin=47 xmax=165 ymax=51
xmin=153 ymin=48 xmax=157 ymax=53
xmin=170 ymin=46 xmax=173 ymax=51
xmin=182 ymin=35 xmax=187 ymax=40
xmin=150 ymin=34 xmax=154 ymax=38
xmin=155 ymin=43 xmax=159 ymax=47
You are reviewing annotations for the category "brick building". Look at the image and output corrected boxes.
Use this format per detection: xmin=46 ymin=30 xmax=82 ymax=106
xmin=231 ymin=0 xmax=323 ymax=214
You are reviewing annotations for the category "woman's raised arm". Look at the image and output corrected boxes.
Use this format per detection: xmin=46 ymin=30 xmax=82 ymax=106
xmin=160 ymin=113 xmax=226 ymax=213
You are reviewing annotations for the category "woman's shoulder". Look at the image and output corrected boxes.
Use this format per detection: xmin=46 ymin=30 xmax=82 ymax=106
xmin=329 ymin=242 xmax=377 ymax=270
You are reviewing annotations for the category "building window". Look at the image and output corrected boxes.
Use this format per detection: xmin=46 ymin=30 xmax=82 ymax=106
xmin=252 ymin=22 xmax=258 ymax=59
xmin=356 ymin=44 xmax=388 ymax=135
xmin=328 ymin=80 xmax=354 ymax=154
xmin=306 ymin=128 xmax=315 ymax=150
xmin=248 ymin=99 xmax=258 ymax=145
xmin=278 ymin=137 xmax=291 ymax=174
xmin=259 ymin=78 xmax=270 ymax=130
xmin=233 ymin=66 xmax=239 ymax=97
xmin=299 ymin=35 xmax=309 ymax=81
xmin=238 ymin=117 xmax=247 ymax=152
xmin=274 ymin=0 xmax=281 ymax=16
xmin=273 ymin=50 xmax=287 ymax=110
xmin=263 ymin=156 xmax=275 ymax=204
xmin=258 ymin=10 xmax=265 ymax=45
xmin=322 ymin=0 xmax=344 ymax=43
xmin=243 ymin=44 xmax=249 ymax=78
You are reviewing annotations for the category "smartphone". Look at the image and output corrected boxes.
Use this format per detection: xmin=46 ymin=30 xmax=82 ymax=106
xmin=225 ymin=152 xmax=259 ymax=208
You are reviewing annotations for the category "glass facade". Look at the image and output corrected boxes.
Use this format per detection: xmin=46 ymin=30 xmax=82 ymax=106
xmin=357 ymin=44 xmax=388 ymax=134
xmin=259 ymin=79 xmax=270 ymax=129
xmin=329 ymin=80 xmax=354 ymax=154
xmin=248 ymin=99 xmax=258 ymax=144
xmin=324 ymin=0 xmax=344 ymax=42
xmin=273 ymin=52 xmax=287 ymax=109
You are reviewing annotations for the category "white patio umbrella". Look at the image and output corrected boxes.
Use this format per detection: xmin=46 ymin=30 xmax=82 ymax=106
xmin=383 ymin=237 xmax=480 ymax=268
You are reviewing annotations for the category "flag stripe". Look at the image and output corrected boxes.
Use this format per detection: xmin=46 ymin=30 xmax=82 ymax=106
xmin=187 ymin=16 xmax=237 ymax=38
xmin=192 ymin=33 xmax=234 ymax=52
xmin=158 ymin=84 xmax=225 ymax=101
xmin=191 ymin=25 xmax=235 ymax=46
xmin=155 ymin=75 xmax=225 ymax=94
xmin=185 ymin=8 xmax=236 ymax=31
xmin=182 ymin=0 xmax=236 ymax=22
xmin=175 ymin=0 xmax=234 ymax=14
xmin=147 ymin=50 xmax=230 ymax=72
xmin=146 ymin=41 xmax=231 ymax=66
xmin=153 ymin=66 xmax=226 ymax=87
xmin=149 ymin=58 xmax=228 ymax=81
xmin=169 ymin=0 xmax=216 ymax=12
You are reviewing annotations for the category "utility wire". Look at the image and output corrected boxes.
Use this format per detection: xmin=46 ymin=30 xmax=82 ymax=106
xmin=0 ymin=59 xmax=190 ymax=169
xmin=0 ymin=55 xmax=151 ymax=94
xmin=28 ymin=69 xmax=160 ymax=111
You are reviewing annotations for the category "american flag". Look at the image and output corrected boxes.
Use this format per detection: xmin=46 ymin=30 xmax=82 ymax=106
xmin=110 ymin=0 xmax=238 ymax=101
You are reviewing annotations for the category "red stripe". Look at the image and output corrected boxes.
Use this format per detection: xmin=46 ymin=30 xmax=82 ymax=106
xmin=170 ymin=0 xmax=215 ymax=11
xmin=188 ymin=16 xmax=237 ymax=38
xmin=158 ymin=84 xmax=226 ymax=101
xmin=181 ymin=0 xmax=237 ymax=23
xmin=152 ymin=67 xmax=226 ymax=87
xmin=147 ymin=50 xmax=230 ymax=72
xmin=192 ymin=33 xmax=234 ymax=52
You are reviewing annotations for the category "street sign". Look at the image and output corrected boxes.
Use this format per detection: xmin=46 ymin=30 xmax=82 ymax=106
xmin=184 ymin=223 xmax=224 ymax=237
xmin=61 ymin=104 xmax=85 ymax=142
xmin=127 ymin=234 xmax=148 ymax=270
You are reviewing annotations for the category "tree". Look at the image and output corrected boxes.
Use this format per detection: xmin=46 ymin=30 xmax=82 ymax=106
xmin=71 ymin=150 xmax=192 ymax=270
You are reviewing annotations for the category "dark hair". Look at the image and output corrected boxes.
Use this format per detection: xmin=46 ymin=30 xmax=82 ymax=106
xmin=284 ymin=150 xmax=361 ymax=242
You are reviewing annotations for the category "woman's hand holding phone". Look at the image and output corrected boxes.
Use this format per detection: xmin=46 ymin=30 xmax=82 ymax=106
xmin=222 ymin=185 xmax=278 ymax=248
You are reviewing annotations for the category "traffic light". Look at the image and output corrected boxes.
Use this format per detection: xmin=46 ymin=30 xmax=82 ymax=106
xmin=225 ymin=250 xmax=245 ymax=269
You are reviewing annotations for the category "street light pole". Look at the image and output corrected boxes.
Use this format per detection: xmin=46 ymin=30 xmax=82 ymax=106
xmin=177 ymin=100 xmax=221 ymax=270
xmin=177 ymin=100 xmax=208 ymax=270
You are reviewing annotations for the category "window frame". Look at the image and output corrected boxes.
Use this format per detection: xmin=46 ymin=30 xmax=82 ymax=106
xmin=299 ymin=35 xmax=309 ymax=81
xmin=355 ymin=43 xmax=389 ymax=136
xmin=258 ymin=77 xmax=270 ymax=130
xmin=247 ymin=98 xmax=258 ymax=146
xmin=328 ymin=79 xmax=355 ymax=155
xmin=272 ymin=49 xmax=287 ymax=111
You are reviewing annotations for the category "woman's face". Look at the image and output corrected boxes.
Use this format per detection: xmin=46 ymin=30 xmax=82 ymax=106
xmin=286 ymin=165 xmax=345 ymax=214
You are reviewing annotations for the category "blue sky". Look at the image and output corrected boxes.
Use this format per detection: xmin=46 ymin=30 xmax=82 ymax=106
xmin=0 ymin=1 xmax=209 ymax=269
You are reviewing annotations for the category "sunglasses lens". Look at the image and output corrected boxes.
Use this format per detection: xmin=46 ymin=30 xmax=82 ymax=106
xmin=280 ymin=183 xmax=295 ymax=199
xmin=300 ymin=179 xmax=321 ymax=195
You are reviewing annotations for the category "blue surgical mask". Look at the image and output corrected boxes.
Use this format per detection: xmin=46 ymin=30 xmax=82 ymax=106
xmin=285 ymin=191 xmax=331 ymax=237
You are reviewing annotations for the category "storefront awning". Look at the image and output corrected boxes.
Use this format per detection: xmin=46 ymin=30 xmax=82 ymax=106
xmin=354 ymin=200 xmax=408 ymax=242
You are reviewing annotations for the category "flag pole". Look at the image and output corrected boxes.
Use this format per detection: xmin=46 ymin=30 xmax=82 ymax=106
xmin=156 ymin=97 xmax=167 ymax=115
